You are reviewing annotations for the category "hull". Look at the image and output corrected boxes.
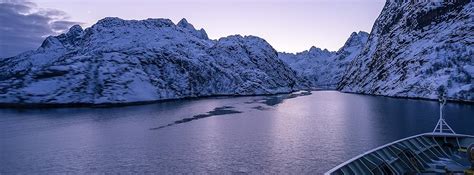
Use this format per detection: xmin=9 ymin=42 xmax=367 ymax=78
xmin=326 ymin=133 xmax=474 ymax=175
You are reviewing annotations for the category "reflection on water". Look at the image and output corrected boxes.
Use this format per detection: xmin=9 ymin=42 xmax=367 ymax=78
xmin=245 ymin=90 xmax=312 ymax=106
xmin=150 ymin=106 xmax=242 ymax=130
xmin=0 ymin=91 xmax=473 ymax=174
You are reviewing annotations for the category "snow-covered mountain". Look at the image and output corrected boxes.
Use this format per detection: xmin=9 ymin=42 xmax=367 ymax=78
xmin=0 ymin=17 xmax=305 ymax=105
xmin=339 ymin=1 xmax=473 ymax=101
xmin=279 ymin=47 xmax=335 ymax=88
xmin=279 ymin=31 xmax=369 ymax=89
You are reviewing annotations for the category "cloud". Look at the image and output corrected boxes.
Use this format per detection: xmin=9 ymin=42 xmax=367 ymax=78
xmin=0 ymin=0 xmax=82 ymax=58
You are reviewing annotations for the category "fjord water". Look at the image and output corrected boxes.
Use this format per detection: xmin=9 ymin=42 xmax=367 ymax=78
xmin=1 ymin=91 xmax=473 ymax=174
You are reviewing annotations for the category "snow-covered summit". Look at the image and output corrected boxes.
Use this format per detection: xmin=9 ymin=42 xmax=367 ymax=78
xmin=177 ymin=18 xmax=209 ymax=40
xmin=337 ymin=31 xmax=369 ymax=54
xmin=0 ymin=17 xmax=304 ymax=105
xmin=66 ymin=25 xmax=84 ymax=36
xmin=92 ymin=17 xmax=175 ymax=30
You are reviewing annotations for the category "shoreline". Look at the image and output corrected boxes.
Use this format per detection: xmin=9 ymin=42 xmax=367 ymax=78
xmin=0 ymin=89 xmax=472 ymax=109
xmin=0 ymin=90 xmax=312 ymax=109
xmin=340 ymin=91 xmax=474 ymax=105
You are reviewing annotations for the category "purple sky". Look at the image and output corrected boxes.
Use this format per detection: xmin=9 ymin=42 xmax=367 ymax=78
xmin=1 ymin=0 xmax=385 ymax=57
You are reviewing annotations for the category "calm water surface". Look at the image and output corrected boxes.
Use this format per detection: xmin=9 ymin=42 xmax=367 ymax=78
xmin=1 ymin=91 xmax=473 ymax=174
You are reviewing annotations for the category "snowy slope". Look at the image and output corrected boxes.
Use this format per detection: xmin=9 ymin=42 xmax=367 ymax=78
xmin=279 ymin=47 xmax=335 ymax=88
xmin=0 ymin=17 xmax=305 ymax=105
xmin=279 ymin=31 xmax=369 ymax=89
xmin=339 ymin=1 xmax=473 ymax=101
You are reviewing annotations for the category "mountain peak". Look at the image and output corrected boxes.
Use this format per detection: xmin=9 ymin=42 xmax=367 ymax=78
xmin=176 ymin=18 xmax=209 ymax=40
xmin=308 ymin=46 xmax=333 ymax=56
xmin=309 ymin=46 xmax=319 ymax=51
xmin=94 ymin=17 xmax=174 ymax=29
xmin=338 ymin=31 xmax=369 ymax=53
xmin=198 ymin=28 xmax=209 ymax=39
xmin=177 ymin=18 xmax=194 ymax=29
xmin=356 ymin=31 xmax=369 ymax=38
xmin=96 ymin=17 xmax=125 ymax=26
xmin=349 ymin=31 xmax=369 ymax=39
xmin=66 ymin=25 xmax=83 ymax=36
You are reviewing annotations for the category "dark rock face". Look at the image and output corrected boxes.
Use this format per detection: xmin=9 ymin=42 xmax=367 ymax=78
xmin=0 ymin=18 xmax=305 ymax=105
xmin=339 ymin=1 xmax=473 ymax=101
